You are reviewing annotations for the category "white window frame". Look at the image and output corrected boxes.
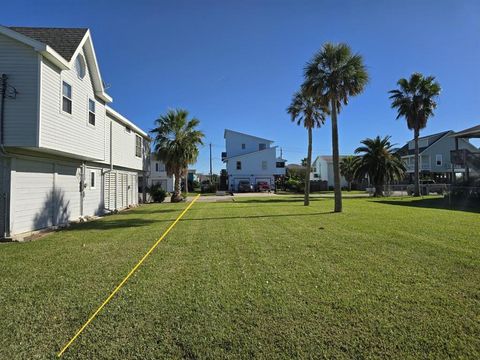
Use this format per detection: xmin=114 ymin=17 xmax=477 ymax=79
xmin=436 ymin=154 xmax=443 ymax=166
xmin=88 ymin=98 xmax=96 ymax=126
xmin=135 ymin=135 xmax=142 ymax=158
xmin=61 ymin=81 xmax=72 ymax=115
xmin=90 ymin=170 xmax=96 ymax=189
xmin=75 ymin=54 xmax=86 ymax=80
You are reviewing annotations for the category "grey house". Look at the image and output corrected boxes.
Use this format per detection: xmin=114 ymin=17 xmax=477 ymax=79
xmin=0 ymin=26 xmax=150 ymax=239
xmin=396 ymin=130 xmax=478 ymax=183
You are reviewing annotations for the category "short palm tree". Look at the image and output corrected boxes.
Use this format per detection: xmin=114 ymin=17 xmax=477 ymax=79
xmin=354 ymin=136 xmax=406 ymax=197
xmin=304 ymin=43 xmax=369 ymax=212
xmin=287 ymin=90 xmax=328 ymax=206
xmin=339 ymin=155 xmax=359 ymax=191
xmin=151 ymin=109 xmax=204 ymax=202
xmin=389 ymin=73 xmax=441 ymax=196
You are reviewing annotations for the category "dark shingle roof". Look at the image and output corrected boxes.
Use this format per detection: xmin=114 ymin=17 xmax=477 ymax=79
xmin=9 ymin=27 xmax=88 ymax=61
xmin=396 ymin=131 xmax=451 ymax=156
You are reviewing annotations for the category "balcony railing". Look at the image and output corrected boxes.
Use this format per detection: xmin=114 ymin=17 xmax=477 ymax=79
xmin=451 ymin=149 xmax=480 ymax=169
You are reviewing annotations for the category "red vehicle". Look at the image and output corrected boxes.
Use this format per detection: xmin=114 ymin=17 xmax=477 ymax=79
xmin=256 ymin=181 xmax=271 ymax=192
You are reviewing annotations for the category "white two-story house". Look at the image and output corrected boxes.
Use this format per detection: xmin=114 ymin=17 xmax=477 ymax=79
xmin=396 ymin=130 xmax=478 ymax=183
xmin=147 ymin=154 xmax=174 ymax=192
xmin=0 ymin=26 xmax=150 ymax=239
xmin=222 ymin=129 xmax=286 ymax=191
xmin=310 ymin=155 xmax=349 ymax=188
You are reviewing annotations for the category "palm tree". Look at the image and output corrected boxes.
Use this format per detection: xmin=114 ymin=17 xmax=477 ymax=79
xmin=354 ymin=136 xmax=406 ymax=197
xmin=287 ymin=91 xmax=328 ymax=206
xmin=339 ymin=155 xmax=359 ymax=191
xmin=151 ymin=109 xmax=204 ymax=202
xmin=304 ymin=43 xmax=369 ymax=212
xmin=389 ymin=73 xmax=441 ymax=196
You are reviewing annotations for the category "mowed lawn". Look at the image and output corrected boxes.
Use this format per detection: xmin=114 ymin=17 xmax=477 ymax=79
xmin=0 ymin=196 xmax=479 ymax=359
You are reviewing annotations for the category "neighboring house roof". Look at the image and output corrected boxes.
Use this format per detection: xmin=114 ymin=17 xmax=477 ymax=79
xmin=276 ymin=157 xmax=287 ymax=162
xmin=397 ymin=130 xmax=452 ymax=156
xmin=224 ymin=129 xmax=274 ymax=143
xmin=286 ymin=164 xmax=305 ymax=170
xmin=9 ymin=27 xmax=87 ymax=61
xmin=453 ymin=125 xmax=480 ymax=138
xmin=225 ymin=146 xmax=278 ymax=160
xmin=313 ymin=155 xmax=352 ymax=163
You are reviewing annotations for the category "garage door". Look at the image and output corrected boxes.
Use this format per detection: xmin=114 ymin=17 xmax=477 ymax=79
xmin=12 ymin=159 xmax=54 ymax=234
xmin=12 ymin=159 xmax=83 ymax=235
xmin=55 ymin=164 xmax=81 ymax=222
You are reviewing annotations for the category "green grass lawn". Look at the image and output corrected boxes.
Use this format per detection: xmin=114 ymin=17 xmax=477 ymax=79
xmin=0 ymin=196 xmax=479 ymax=359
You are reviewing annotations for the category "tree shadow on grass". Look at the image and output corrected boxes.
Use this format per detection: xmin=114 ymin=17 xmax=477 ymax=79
xmin=179 ymin=211 xmax=335 ymax=222
xmin=235 ymin=197 xmax=325 ymax=204
xmin=373 ymin=197 xmax=480 ymax=214
xmin=113 ymin=208 xmax=179 ymax=216
xmin=66 ymin=218 xmax=159 ymax=231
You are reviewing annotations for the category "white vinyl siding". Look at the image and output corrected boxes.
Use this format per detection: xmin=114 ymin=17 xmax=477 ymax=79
xmin=0 ymin=33 xmax=39 ymax=147
xmin=106 ymin=113 xmax=144 ymax=170
xmin=40 ymin=48 xmax=106 ymax=160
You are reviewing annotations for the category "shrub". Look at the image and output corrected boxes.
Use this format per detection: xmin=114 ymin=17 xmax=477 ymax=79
xmin=149 ymin=184 xmax=167 ymax=203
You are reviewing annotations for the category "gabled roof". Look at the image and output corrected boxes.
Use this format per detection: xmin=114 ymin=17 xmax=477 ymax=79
xmin=0 ymin=25 xmax=112 ymax=103
xmin=397 ymin=130 xmax=452 ymax=156
xmin=224 ymin=129 xmax=274 ymax=143
xmin=453 ymin=125 xmax=480 ymax=138
xmin=313 ymin=155 xmax=351 ymax=163
xmin=9 ymin=27 xmax=87 ymax=61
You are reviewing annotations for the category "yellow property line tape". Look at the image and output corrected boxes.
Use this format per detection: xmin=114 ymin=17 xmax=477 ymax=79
xmin=57 ymin=194 xmax=201 ymax=357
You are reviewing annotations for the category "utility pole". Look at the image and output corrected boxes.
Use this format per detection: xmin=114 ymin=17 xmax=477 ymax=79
xmin=280 ymin=147 xmax=283 ymax=159
xmin=209 ymin=143 xmax=213 ymax=182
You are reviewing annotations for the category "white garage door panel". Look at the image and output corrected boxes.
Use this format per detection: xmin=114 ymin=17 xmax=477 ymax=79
xmin=56 ymin=164 xmax=81 ymax=221
xmin=13 ymin=159 xmax=54 ymax=234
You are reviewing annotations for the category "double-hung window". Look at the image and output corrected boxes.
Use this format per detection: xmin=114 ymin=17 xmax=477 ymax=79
xmin=62 ymin=81 xmax=72 ymax=114
xmin=135 ymin=135 xmax=142 ymax=157
xmin=436 ymin=154 xmax=443 ymax=166
xmin=236 ymin=161 xmax=242 ymax=170
xmin=88 ymin=99 xmax=96 ymax=126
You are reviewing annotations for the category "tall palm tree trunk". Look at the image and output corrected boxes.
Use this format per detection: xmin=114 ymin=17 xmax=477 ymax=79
xmin=184 ymin=167 xmax=189 ymax=194
xmin=331 ymin=100 xmax=342 ymax=212
xmin=414 ymin=127 xmax=420 ymax=197
xmin=173 ymin=171 xmax=182 ymax=202
xmin=304 ymin=127 xmax=313 ymax=206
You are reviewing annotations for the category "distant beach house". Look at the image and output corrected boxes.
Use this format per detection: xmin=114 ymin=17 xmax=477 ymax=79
xmin=147 ymin=154 xmax=174 ymax=192
xmin=310 ymin=155 xmax=349 ymax=188
xmin=395 ymin=130 xmax=478 ymax=183
xmin=222 ymin=129 xmax=286 ymax=191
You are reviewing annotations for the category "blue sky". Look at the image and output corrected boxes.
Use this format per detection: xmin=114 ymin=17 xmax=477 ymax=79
xmin=2 ymin=0 xmax=479 ymax=173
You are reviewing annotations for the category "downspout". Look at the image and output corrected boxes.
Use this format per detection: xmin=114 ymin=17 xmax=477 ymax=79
xmin=0 ymin=74 xmax=12 ymax=239
xmin=80 ymin=162 xmax=86 ymax=217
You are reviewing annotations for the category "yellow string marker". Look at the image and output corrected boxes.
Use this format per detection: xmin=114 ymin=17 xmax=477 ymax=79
xmin=57 ymin=194 xmax=201 ymax=357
